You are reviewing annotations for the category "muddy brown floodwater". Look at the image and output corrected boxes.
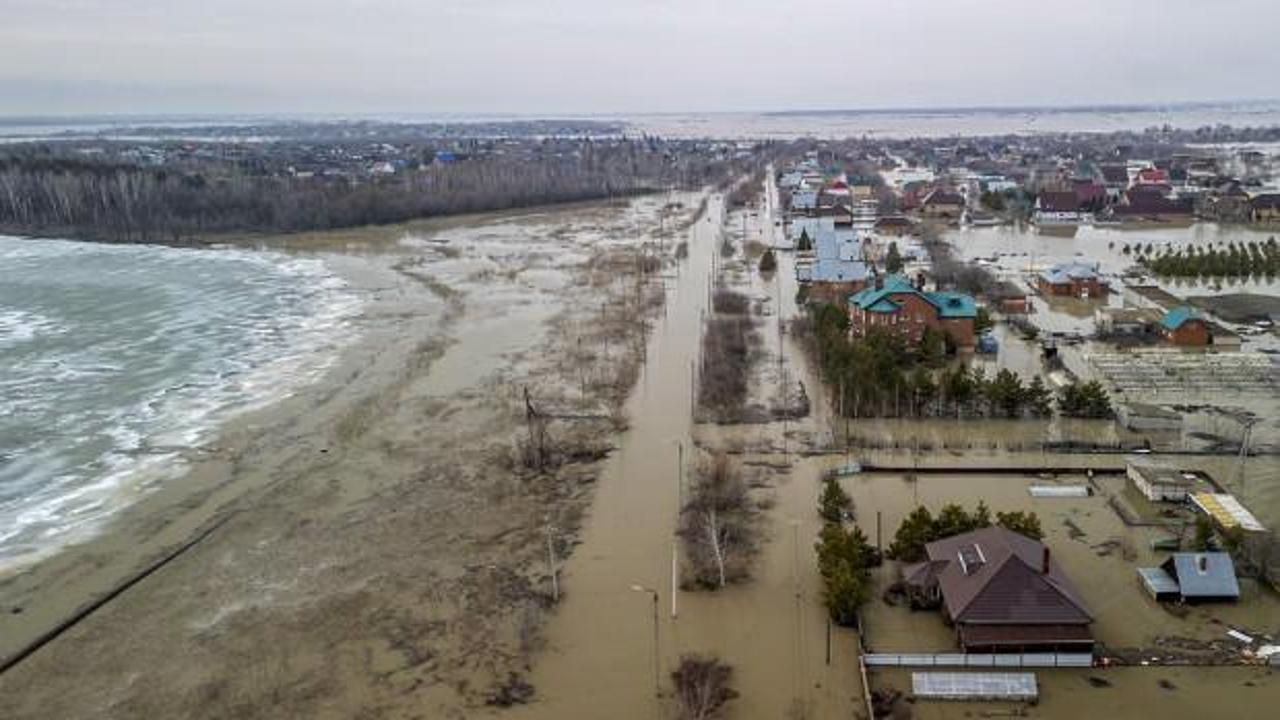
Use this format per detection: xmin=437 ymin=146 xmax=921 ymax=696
xmin=506 ymin=179 xmax=861 ymax=719
xmin=0 ymin=194 xmax=697 ymax=719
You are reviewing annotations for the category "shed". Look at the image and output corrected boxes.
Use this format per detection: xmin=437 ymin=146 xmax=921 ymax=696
xmin=1162 ymin=553 xmax=1240 ymax=602
xmin=1137 ymin=567 xmax=1181 ymax=601
xmin=1126 ymin=457 xmax=1194 ymax=502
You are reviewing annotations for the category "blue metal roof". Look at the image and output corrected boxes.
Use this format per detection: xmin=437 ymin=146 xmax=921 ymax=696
xmin=1039 ymin=262 xmax=1099 ymax=284
xmin=1163 ymin=553 xmax=1239 ymax=598
xmin=1137 ymin=567 xmax=1180 ymax=596
xmin=1160 ymin=306 xmax=1201 ymax=331
xmin=809 ymin=259 xmax=869 ymax=283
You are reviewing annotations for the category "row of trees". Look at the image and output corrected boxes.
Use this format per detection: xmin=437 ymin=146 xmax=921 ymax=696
xmin=1134 ymin=238 xmax=1280 ymax=279
xmin=0 ymin=144 xmax=750 ymax=243
xmin=887 ymin=502 xmax=1044 ymax=563
xmin=1058 ymin=381 xmax=1114 ymax=418
xmin=815 ymin=477 xmax=879 ymax=626
xmin=802 ymin=302 xmax=1112 ymax=419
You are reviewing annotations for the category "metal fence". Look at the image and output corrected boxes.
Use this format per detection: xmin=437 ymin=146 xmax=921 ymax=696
xmin=864 ymin=652 xmax=1093 ymax=668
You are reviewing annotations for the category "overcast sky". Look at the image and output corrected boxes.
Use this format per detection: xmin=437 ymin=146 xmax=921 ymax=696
xmin=2 ymin=0 xmax=1277 ymax=116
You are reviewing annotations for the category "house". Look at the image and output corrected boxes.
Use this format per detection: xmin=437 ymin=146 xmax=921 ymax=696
xmin=1134 ymin=167 xmax=1172 ymax=193
xmin=1072 ymin=180 xmax=1107 ymax=210
xmin=1202 ymin=183 xmax=1252 ymax=223
xmin=1099 ymin=165 xmax=1130 ymax=200
xmin=1252 ymin=194 xmax=1280 ymax=223
xmin=1038 ymin=262 xmax=1107 ymax=298
xmin=1112 ymin=187 xmax=1195 ymax=220
xmin=803 ymin=259 xmax=871 ymax=305
xmin=1127 ymin=457 xmax=1195 ymax=502
xmin=874 ymin=215 xmax=915 ymax=236
xmin=1138 ymin=553 xmax=1240 ymax=603
xmin=902 ymin=527 xmax=1094 ymax=653
xmin=1034 ymin=190 xmax=1082 ymax=225
xmin=1159 ymin=307 xmax=1210 ymax=346
xmin=988 ymin=281 xmax=1030 ymax=315
xmin=791 ymin=189 xmax=819 ymax=213
xmin=919 ymin=188 xmax=966 ymax=219
xmin=1095 ymin=307 xmax=1159 ymax=336
xmin=847 ymin=274 xmax=977 ymax=349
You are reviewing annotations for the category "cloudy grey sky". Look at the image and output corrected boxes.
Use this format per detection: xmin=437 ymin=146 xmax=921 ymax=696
xmin=2 ymin=0 xmax=1277 ymax=116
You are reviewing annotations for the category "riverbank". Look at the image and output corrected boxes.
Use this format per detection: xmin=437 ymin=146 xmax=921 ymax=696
xmin=0 ymin=192 xmax=696 ymax=717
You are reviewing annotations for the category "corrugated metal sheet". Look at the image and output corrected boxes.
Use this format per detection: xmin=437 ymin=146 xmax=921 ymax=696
xmin=1192 ymin=493 xmax=1266 ymax=533
xmin=1138 ymin=567 xmax=1179 ymax=598
xmin=912 ymin=672 xmax=1038 ymax=701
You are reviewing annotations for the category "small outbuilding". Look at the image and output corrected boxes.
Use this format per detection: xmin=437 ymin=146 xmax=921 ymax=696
xmin=1139 ymin=553 xmax=1240 ymax=603
xmin=1126 ymin=457 xmax=1195 ymax=502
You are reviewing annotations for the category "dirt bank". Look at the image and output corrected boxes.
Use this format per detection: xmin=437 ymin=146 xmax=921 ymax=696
xmin=0 ymin=194 xmax=694 ymax=718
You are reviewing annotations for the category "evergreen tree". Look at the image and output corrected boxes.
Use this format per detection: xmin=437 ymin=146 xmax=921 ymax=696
xmin=797 ymin=228 xmax=812 ymax=251
xmin=885 ymin=241 xmax=903 ymax=273
xmin=758 ymin=247 xmax=777 ymax=274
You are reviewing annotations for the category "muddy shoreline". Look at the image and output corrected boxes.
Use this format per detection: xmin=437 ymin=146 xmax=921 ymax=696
xmin=0 ymin=194 xmax=691 ymax=718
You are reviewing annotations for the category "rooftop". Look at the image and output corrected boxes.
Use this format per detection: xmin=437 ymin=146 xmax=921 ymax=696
xmin=1160 ymin=306 xmax=1203 ymax=331
xmin=923 ymin=527 xmax=1092 ymax=626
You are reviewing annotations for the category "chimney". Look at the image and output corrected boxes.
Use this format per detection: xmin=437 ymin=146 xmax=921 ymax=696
xmin=1041 ymin=546 xmax=1051 ymax=575
xmin=874 ymin=273 xmax=884 ymax=290
xmin=1197 ymin=555 xmax=1209 ymax=574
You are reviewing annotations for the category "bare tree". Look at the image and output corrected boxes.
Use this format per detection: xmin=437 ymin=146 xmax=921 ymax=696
xmin=671 ymin=654 xmax=737 ymax=720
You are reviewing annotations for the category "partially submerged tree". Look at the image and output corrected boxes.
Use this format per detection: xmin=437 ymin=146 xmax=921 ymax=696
xmin=679 ymin=454 xmax=756 ymax=589
xmin=758 ymin=247 xmax=777 ymax=274
xmin=885 ymin=241 xmax=903 ymax=273
xmin=819 ymin=476 xmax=853 ymax=523
xmin=815 ymin=522 xmax=876 ymax=625
xmin=671 ymin=654 xmax=737 ymax=720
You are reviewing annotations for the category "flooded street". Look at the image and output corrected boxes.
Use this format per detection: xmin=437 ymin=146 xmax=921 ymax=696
xmin=510 ymin=184 xmax=861 ymax=718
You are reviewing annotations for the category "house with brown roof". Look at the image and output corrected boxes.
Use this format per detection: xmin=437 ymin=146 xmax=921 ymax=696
xmin=1111 ymin=186 xmax=1195 ymax=221
xmin=902 ymin=527 xmax=1094 ymax=653
xmin=919 ymin=188 xmax=965 ymax=219
xmin=1034 ymin=190 xmax=1082 ymax=225
xmin=1253 ymin=193 xmax=1280 ymax=223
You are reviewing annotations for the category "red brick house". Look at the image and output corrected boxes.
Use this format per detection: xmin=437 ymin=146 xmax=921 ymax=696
xmin=1160 ymin=307 xmax=1210 ymax=346
xmin=847 ymin=274 xmax=977 ymax=349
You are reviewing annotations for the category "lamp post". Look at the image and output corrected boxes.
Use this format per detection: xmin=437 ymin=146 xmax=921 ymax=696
xmin=630 ymin=584 xmax=661 ymax=697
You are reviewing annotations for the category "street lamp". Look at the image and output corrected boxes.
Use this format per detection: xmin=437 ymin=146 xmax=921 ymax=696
xmin=630 ymin=584 xmax=661 ymax=697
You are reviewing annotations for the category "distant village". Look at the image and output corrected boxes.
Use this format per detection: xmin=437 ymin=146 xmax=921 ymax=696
xmin=771 ymin=134 xmax=1280 ymax=710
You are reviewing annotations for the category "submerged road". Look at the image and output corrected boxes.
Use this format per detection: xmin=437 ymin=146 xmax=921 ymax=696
xmin=509 ymin=182 xmax=860 ymax=718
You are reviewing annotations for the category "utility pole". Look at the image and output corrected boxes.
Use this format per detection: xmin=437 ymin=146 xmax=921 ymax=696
xmin=630 ymin=585 xmax=661 ymax=698
xmin=546 ymin=524 xmax=559 ymax=603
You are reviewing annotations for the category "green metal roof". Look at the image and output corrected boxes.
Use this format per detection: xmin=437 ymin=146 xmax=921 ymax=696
xmin=926 ymin=291 xmax=977 ymax=319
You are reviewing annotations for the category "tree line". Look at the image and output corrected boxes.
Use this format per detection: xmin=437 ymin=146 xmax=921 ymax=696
xmin=815 ymin=477 xmax=879 ymax=626
xmin=887 ymin=502 xmax=1044 ymax=563
xmin=1131 ymin=237 xmax=1280 ymax=279
xmin=798 ymin=303 xmax=1110 ymax=419
xmin=0 ymin=143 xmax=754 ymax=243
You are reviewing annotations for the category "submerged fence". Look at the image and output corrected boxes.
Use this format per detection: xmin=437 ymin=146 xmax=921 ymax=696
xmin=864 ymin=652 xmax=1094 ymax=669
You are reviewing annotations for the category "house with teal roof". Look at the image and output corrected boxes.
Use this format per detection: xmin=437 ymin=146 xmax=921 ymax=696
xmin=1159 ymin=306 xmax=1209 ymax=346
xmin=848 ymin=274 xmax=978 ymax=349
